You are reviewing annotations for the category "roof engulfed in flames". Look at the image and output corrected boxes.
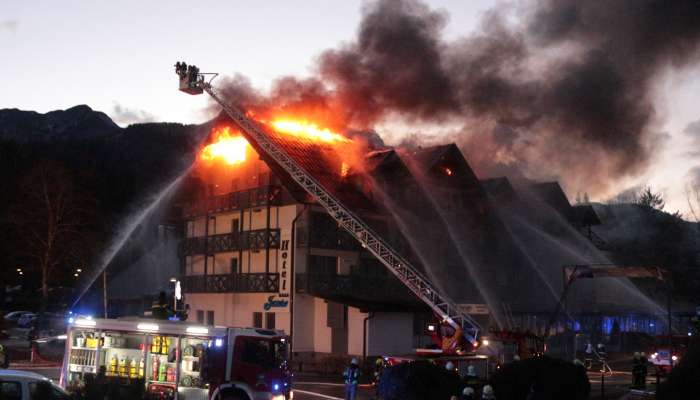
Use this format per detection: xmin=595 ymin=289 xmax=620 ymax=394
xmin=199 ymin=126 xmax=250 ymax=165
xmin=198 ymin=117 xmax=353 ymax=168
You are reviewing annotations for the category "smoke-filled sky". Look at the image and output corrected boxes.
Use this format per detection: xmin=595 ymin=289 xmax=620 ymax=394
xmin=2 ymin=0 xmax=700 ymax=218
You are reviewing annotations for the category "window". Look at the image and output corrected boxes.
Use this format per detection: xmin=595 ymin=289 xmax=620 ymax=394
xmin=231 ymin=178 xmax=240 ymax=192
xmin=208 ymin=217 xmax=216 ymax=235
xmin=186 ymin=221 xmax=194 ymax=238
xmin=206 ymin=256 xmax=215 ymax=275
xmin=309 ymin=255 xmax=338 ymax=275
xmin=253 ymin=312 xmax=263 ymax=328
xmin=265 ymin=312 xmax=276 ymax=330
xmin=185 ymin=256 xmax=193 ymax=275
xmin=231 ymin=258 xmax=239 ymax=274
xmin=206 ymin=310 xmax=215 ymax=325
xmin=0 ymin=381 xmax=21 ymax=400
xmin=196 ymin=310 xmax=204 ymax=324
xmin=231 ymin=218 xmax=240 ymax=233
xmin=29 ymin=378 xmax=76 ymax=399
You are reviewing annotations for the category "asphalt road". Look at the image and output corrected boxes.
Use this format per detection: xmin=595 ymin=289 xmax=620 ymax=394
xmin=10 ymin=365 xmax=657 ymax=400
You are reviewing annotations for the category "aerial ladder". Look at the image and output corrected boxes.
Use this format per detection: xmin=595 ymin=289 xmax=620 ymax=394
xmin=175 ymin=62 xmax=482 ymax=345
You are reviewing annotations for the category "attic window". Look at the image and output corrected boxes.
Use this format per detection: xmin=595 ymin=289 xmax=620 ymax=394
xmin=444 ymin=167 xmax=453 ymax=176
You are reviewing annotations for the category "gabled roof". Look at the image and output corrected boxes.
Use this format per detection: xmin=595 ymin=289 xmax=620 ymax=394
xmin=481 ymin=177 xmax=518 ymax=201
xmin=529 ymin=181 xmax=575 ymax=221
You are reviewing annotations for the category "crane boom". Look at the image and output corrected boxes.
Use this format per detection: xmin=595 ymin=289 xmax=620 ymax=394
xmin=176 ymin=63 xmax=481 ymax=344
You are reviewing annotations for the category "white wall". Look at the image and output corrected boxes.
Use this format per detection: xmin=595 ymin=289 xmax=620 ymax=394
xmin=313 ymin=297 xmax=332 ymax=353
xmin=292 ymin=294 xmax=315 ymax=352
xmin=186 ymin=293 xmax=290 ymax=333
xmin=348 ymin=307 xmax=368 ymax=356
xmin=367 ymin=312 xmax=414 ymax=356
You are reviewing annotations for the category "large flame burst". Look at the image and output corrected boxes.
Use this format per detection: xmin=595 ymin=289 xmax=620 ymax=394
xmin=199 ymin=117 xmax=355 ymax=173
xmin=270 ymin=119 xmax=351 ymax=143
xmin=200 ymin=126 xmax=249 ymax=165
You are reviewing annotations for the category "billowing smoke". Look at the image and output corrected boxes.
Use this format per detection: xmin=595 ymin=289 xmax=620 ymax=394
xmin=215 ymin=0 xmax=700 ymax=195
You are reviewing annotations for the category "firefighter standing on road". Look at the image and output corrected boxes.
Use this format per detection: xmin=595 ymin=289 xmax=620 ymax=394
xmin=343 ymin=358 xmax=361 ymax=400
xmin=584 ymin=342 xmax=594 ymax=369
xmin=632 ymin=352 xmax=643 ymax=388
xmin=640 ymin=352 xmax=648 ymax=389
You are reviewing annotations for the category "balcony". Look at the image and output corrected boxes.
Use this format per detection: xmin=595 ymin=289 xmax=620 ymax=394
xmin=182 ymin=229 xmax=281 ymax=256
xmin=295 ymin=273 xmax=421 ymax=310
xmin=184 ymin=185 xmax=283 ymax=217
xmin=183 ymin=273 xmax=279 ymax=293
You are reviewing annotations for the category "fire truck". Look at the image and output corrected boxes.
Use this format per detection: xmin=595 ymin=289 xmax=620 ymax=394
xmin=60 ymin=317 xmax=292 ymax=400
xmin=648 ymin=335 xmax=690 ymax=374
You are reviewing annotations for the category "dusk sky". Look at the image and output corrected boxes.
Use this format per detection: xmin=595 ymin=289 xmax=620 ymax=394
xmin=2 ymin=0 xmax=699 ymax=217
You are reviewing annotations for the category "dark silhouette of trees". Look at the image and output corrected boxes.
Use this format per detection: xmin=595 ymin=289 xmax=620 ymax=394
xmin=9 ymin=160 xmax=97 ymax=304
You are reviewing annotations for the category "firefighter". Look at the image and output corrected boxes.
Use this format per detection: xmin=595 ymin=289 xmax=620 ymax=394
xmin=373 ymin=357 xmax=385 ymax=399
xmin=631 ymin=352 xmax=643 ymax=388
xmin=597 ymin=343 xmax=607 ymax=363
xmin=464 ymin=364 xmax=479 ymax=388
xmin=0 ymin=344 xmax=8 ymax=368
xmin=640 ymin=352 xmax=648 ymax=389
xmin=461 ymin=387 xmax=476 ymax=400
xmin=446 ymin=361 xmax=456 ymax=373
xmin=481 ymin=384 xmax=496 ymax=400
xmin=343 ymin=358 xmax=361 ymax=400
xmin=584 ymin=342 xmax=594 ymax=369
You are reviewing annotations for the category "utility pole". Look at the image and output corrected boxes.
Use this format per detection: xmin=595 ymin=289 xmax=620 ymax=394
xmin=103 ymin=271 xmax=108 ymax=318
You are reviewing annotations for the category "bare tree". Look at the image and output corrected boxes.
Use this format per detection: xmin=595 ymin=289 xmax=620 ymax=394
xmin=9 ymin=161 xmax=96 ymax=303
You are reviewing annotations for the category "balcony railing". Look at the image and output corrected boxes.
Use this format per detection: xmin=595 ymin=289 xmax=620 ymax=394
xmin=182 ymin=229 xmax=281 ymax=255
xmin=295 ymin=273 xmax=418 ymax=306
xmin=183 ymin=273 xmax=279 ymax=293
xmin=184 ymin=185 xmax=282 ymax=217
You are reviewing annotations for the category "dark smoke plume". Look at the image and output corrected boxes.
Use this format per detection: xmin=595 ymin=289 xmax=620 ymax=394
xmin=215 ymin=0 xmax=700 ymax=195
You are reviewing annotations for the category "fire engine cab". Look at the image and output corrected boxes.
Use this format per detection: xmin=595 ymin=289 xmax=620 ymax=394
xmin=60 ymin=317 xmax=291 ymax=400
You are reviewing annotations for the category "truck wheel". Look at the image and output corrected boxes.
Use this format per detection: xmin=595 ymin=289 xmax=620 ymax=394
xmin=221 ymin=391 xmax=248 ymax=400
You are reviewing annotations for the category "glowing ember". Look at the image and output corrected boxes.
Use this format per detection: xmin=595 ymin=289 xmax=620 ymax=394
xmin=341 ymin=162 xmax=350 ymax=177
xmin=200 ymin=126 xmax=250 ymax=165
xmin=271 ymin=119 xmax=351 ymax=143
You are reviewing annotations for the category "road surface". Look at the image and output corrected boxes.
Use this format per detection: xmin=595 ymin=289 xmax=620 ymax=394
xmin=9 ymin=365 xmax=658 ymax=400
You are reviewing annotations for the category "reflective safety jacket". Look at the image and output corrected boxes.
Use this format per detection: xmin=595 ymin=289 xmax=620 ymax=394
xmin=344 ymin=366 xmax=360 ymax=385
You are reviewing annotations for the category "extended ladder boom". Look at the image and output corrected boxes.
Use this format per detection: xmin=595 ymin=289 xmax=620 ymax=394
xmin=177 ymin=64 xmax=481 ymax=344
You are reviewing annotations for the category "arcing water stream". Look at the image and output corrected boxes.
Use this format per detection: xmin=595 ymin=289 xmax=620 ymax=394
xmin=71 ymin=165 xmax=193 ymax=310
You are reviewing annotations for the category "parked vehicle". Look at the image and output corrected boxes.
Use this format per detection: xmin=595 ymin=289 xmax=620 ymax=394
xmin=17 ymin=313 xmax=37 ymax=328
xmin=0 ymin=369 xmax=71 ymax=399
xmin=3 ymin=311 xmax=32 ymax=323
xmin=61 ymin=317 xmax=291 ymax=400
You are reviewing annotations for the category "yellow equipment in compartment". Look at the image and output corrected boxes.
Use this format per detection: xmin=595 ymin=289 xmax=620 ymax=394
xmin=108 ymin=355 xmax=118 ymax=376
xmin=118 ymin=356 xmax=128 ymax=377
xmin=129 ymin=358 xmax=138 ymax=379
xmin=150 ymin=336 xmax=171 ymax=355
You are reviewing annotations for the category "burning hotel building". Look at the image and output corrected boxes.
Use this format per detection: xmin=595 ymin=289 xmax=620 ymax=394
xmin=174 ymin=112 xmax=666 ymax=365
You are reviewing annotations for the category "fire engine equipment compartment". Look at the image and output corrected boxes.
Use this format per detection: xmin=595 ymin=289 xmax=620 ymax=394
xmin=61 ymin=318 xmax=291 ymax=400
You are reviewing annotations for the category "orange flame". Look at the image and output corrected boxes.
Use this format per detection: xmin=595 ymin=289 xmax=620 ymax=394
xmin=271 ymin=119 xmax=351 ymax=143
xmin=200 ymin=126 xmax=250 ymax=165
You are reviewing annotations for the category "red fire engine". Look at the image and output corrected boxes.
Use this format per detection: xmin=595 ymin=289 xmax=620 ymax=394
xmin=61 ymin=317 xmax=291 ymax=400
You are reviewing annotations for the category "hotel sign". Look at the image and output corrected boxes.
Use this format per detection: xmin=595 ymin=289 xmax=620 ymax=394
xmin=276 ymin=229 xmax=291 ymax=309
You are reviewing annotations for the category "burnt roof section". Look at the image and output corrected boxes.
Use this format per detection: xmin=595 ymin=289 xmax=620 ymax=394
xmin=529 ymin=181 xmax=575 ymax=222
xmin=481 ymin=177 xmax=518 ymax=202
xmin=572 ymin=204 xmax=602 ymax=227
xmin=215 ymin=113 xmax=376 ymax=212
